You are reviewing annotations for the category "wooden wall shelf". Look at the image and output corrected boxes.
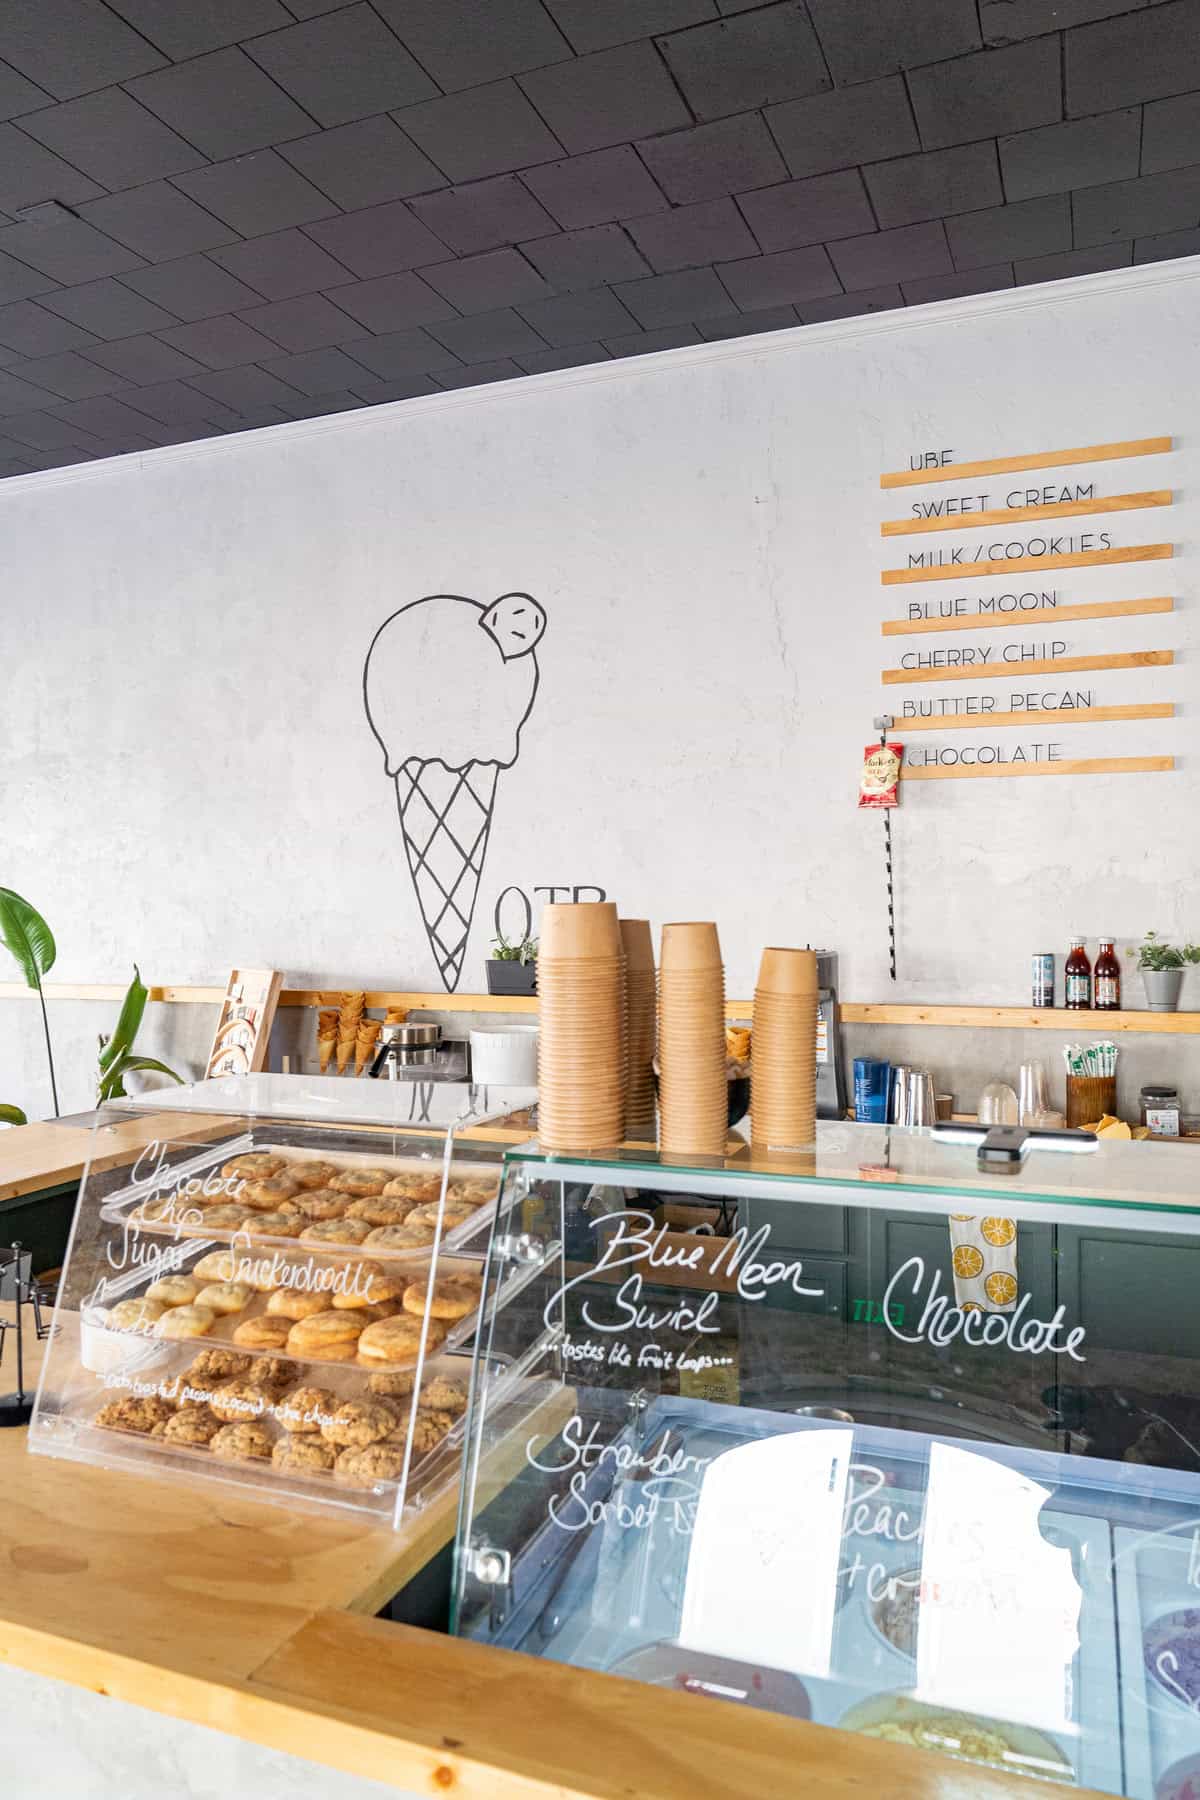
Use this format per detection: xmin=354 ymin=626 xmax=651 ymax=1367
xmin=6 ymin=988 xmax=1200 ymax=1035
xmin=840 ymin=1003 xmax=1200 ymax=1034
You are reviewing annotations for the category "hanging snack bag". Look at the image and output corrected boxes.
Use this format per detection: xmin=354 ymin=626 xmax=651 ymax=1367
xmin=858 ymin=742 xmax=904 ymax=808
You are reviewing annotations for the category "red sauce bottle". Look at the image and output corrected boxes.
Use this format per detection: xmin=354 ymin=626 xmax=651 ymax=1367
xmin=1065 ymin=937 xmax=1092 ymax=1010
xmin=1094 ymin=938 xmax=1121 ymax=1011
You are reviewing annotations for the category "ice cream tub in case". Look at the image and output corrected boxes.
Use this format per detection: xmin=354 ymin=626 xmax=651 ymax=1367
xmin=1114 ymin=1524 xmax=1200 ymax=1799
xmin=838 ymin=1692 xmax=1073 ymax=1784
xmin=1157 ymin=1750 xmax=1200 ymax=1799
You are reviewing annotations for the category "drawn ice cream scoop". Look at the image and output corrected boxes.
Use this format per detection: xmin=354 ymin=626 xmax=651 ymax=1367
xmin=363 ymin=593 xmax=547 ymax=991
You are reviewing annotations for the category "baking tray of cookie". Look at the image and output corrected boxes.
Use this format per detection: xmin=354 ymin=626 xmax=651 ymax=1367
xmin=73 ymin=1339 xmax=476 ymax=1520
xmin=99 ymin=1140 xmax=504 ymax=1265
xmin=81 ymin=1233 xmax=487 ymax=1378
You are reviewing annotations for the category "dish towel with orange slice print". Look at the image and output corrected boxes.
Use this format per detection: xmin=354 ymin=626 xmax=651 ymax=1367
xmin=948 ymin=1214 xmax=1018 ymax=1313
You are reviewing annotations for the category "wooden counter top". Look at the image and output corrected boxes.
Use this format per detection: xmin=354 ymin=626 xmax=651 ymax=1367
xmin=0 ymin=1326 xmax=1102 ymax=1800
xmin=0 ymin=1112 xmax=242 ymax=1205
xmin=0 ymin=1117 xmax=1109 ymax=1798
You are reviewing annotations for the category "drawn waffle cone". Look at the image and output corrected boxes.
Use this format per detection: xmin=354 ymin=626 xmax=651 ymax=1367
xmin=395 ymin=758 xmax=499 ymax=992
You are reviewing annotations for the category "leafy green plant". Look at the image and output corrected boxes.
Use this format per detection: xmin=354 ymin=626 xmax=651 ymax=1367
xmin=0 ymin=1104 xmax=26 ymax=1127
xmin=490 ymin=932 xmax=538 ymax=965
xmin=96 ymin=966 xmax=184 ymax=1104
xmin=1127 ymin=932 xmax=1200 ymax=971
xmin=0 ymin=887 xmax=58 ymax=1118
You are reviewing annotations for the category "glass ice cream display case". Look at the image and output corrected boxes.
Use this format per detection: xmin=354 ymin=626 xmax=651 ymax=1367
xmin=30 ymin=1077 xmax=535 ymax=1525
xmin=452 ymin=1124 xmax=1200 ymax=1796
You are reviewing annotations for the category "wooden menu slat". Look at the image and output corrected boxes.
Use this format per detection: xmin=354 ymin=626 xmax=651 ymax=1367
xmin=883 ymin=649 xmax=1173 ymax=685
xmin=882 ymin=543 xmax=1173 ymax=585
xmin=900 ymin=755 xmax=1174 ymax=781
xmin=881 ymin=595 xmax=1173 ymax=636
xmin=881 ymin=489 xmax=1171 ymax=536
xmin=880 ymin=436 xmax=1172 ymax=489
xmin=899 ymin=702 xmax=1174 ymax=731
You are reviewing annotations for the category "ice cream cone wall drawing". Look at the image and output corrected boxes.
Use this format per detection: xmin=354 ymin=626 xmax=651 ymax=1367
xmin=363 ymin=592 xmax=547 ymax=991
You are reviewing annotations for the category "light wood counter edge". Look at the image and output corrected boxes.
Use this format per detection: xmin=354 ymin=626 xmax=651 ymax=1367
xmin=0 ymin=1607 xmax=1105 ymax=1800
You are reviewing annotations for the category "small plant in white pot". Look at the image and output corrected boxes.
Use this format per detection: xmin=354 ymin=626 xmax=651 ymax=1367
xmin=1128 ymin=932 xmax=1200 ymax=1012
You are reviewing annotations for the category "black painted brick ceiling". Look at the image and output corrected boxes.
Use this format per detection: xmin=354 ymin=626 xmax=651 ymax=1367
xmin=0 ymin=0 xmax=1197 ymax=477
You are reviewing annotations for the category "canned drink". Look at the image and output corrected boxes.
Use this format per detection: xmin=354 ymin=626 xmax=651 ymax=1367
xmin=1032 ymin=953 xmax=1055 ymax=1008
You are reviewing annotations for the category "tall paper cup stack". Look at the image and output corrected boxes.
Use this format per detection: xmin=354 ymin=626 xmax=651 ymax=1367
xmin=658 ymin=921 xmax=727 ymax=1157
xmin=537 ymin=902 xmax=627 ymax=1151
xmin=621 ymin=918 xmax=657 ymax=1142
xmin=751 ymin=947 xmax=818 ymax=1149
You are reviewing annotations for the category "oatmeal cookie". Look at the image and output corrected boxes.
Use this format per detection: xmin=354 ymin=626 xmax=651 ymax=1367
xmin=334 ymin=1442 xmax=405 ymax=1486
xmin=95 ymin=1394 xmax=175 ymax=1434
xmin=161 ymin=1404 xmax=222 ymax=1447
xmin=276 ymin=1385 xmax=338 ymax=1434
xmin=184 ymin=1347 xmax=251 ymax=1386
xmin=367 ymin=1367 xmax=417 ymax=1400
xmin=409 ymin=1407 xmax=456 ymax=1454
xmin=210 ymin=1379 xmax=272 ymax=1424
xmin=420 ymin=1375 xmax=468 ymax=1417
xmin=319 ymin=1398 xmax=399 ymax=1449
xmin=253 ymin=1356 xmax=305 ymax=1393
xmin=272 ymin=1434 xmax=337 ymax=1474
xmin=210 ymin=1420 xmax=274 ymax=1462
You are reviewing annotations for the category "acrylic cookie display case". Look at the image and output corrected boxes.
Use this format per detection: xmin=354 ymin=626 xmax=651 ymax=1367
xmin=30 ymin=1084 xmax=535 ymax=1524
xmin=452 ymin=1126 xmax=1200 ymax=1795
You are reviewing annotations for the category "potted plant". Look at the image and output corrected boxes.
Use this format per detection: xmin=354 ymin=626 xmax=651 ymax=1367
xmin=485 ymin=933 xmax=538 ymax=996
xmin=1128 ymin=932 xmax=1200 ymax=1012
xmin=96 ymin=966 xmax=183 ymax=1101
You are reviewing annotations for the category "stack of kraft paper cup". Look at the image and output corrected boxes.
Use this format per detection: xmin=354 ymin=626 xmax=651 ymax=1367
xmin=751 ymin=947 xmax=818 ymax=1149
xmin=621 ymin=918 xmax=657 ymax=1143
xmin=536 ymin=901 xmax=627 ymax=1151
xmin=658 ymin=921 xmax=728 ymax=1157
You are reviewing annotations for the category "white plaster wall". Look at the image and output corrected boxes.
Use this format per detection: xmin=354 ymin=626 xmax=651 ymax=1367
xmin=3 ymin=257 xmax=1199 ymax=1121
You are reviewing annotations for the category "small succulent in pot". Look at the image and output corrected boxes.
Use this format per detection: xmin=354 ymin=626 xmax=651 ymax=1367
xmin=486 ymin=933 xmax=538 ymax=995
xmin=1128 ymin=933 xmax=1200 ymax=1012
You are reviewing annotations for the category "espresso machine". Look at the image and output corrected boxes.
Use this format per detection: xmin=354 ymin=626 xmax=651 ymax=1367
xmin=814 ymin=949 xmax=847 ymax=1120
